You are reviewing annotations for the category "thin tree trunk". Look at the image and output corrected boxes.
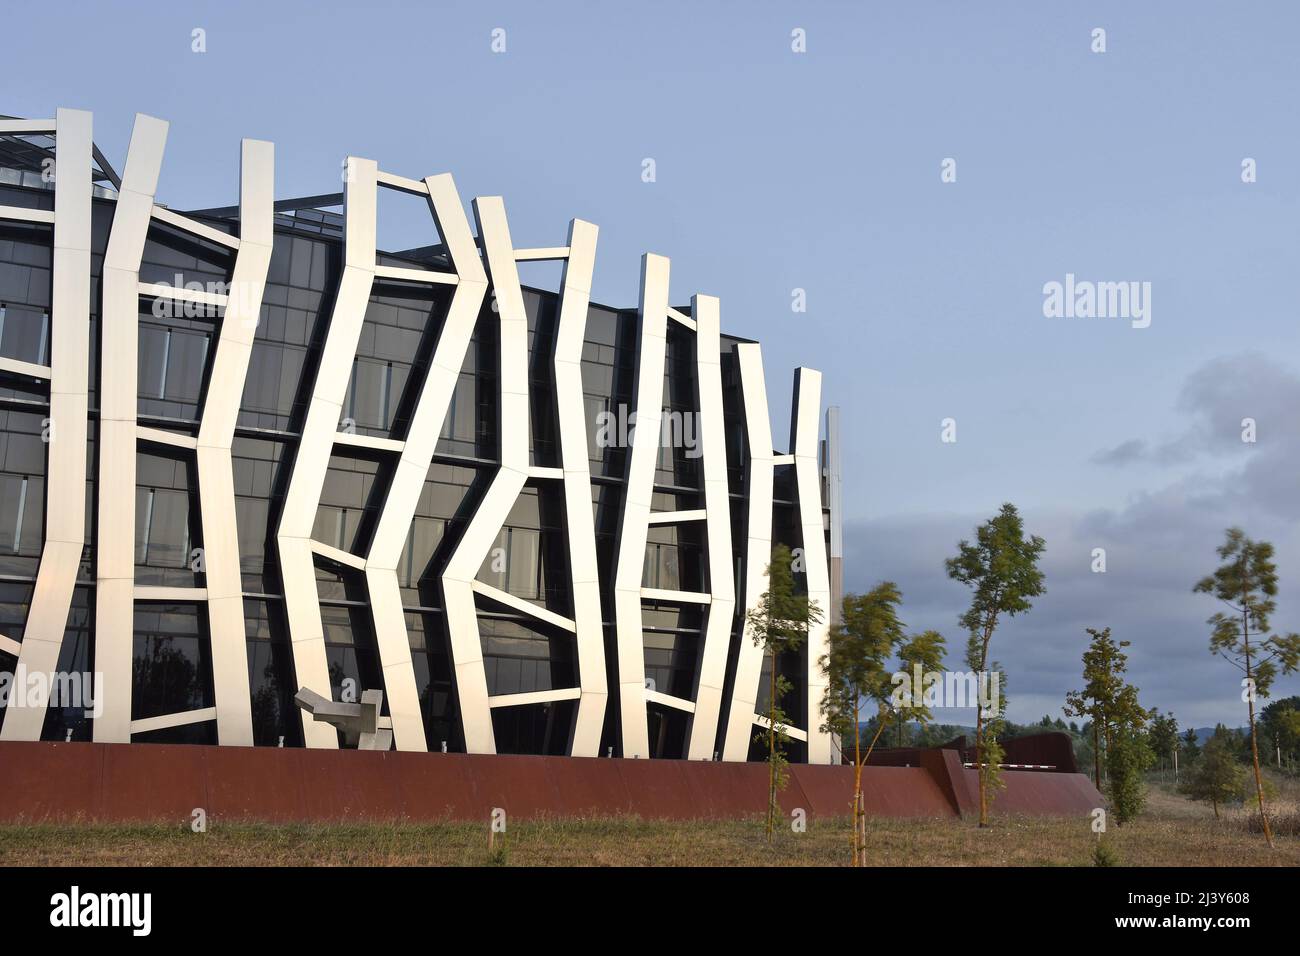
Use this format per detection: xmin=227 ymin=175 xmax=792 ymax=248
xmin=1242 ymin=600 xmax=1274 ymax=848
xmin=766 ymin=647 xmax=777 ymax=842
xmin=857 ymin=791 xmax=865 ymax=866
xmin=976 ymin=629 xmax=992 ymax=827
xmin=1102 ymin=720 xmax=1111 ymax=786
xmin=861 ymin=716 xmax=889 ymax=763
xmin=1092 ymin=723 xmax=1100 ymax=790
xmin=975 ymin=706 xmax=986 ymax=826
xmin=855 ymin=712 xmax=890 ymax=866
xmin=852 ymin=697 xmax=861 ymax=867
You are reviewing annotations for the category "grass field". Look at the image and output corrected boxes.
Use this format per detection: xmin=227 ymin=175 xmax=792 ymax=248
xmin=3 ymin=773 xmax=1297 ymax=867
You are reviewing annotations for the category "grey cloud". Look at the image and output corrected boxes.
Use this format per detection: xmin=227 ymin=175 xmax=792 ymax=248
xmin=1091 ymin=438 xmax=1148 ymax=466
xmin=1090 ymin=352 xmax=1299 ymax=480
xmin=843 ymin=354 xmax=1300 ymax=729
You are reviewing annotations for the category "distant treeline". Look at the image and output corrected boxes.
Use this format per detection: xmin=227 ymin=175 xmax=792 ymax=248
xmin=854 ymin=696 xmax=1300 ymax=777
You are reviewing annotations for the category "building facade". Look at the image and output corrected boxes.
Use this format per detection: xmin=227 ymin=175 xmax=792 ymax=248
xmin=0 ymin=109 xmax=843 ymax=763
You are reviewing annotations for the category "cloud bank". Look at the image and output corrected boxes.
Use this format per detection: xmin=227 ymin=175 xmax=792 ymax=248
xmin=843 ymin=353 xmax=1300 ymax=728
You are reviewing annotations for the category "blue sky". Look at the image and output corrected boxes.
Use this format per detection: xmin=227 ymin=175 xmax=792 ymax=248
xmin=8 ymin=0 xmax=1300 ymax=727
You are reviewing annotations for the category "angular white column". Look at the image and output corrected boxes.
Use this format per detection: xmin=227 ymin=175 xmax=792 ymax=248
xmin=721 ymin=355 xmax=832 ymax=762
xmin=825 ymin=404 xmax=844 ymax=765
xmin=686 ymin=294 xmax=734 ymax=760
xmin=364 ymin=172 xmax=485 ymax=752
xmin=825 ymin=405 xmax=843 ymax=622
xmin=1 ymin=109 xmax=93 ymax=741
xmin=431 ymin=212 xmax=606 ymax=757
xmin=552 ymin=219 xmax=606 ymax=756
xmin=720 ymin=343 xmax=774 ymax=761
xmin=93 ymin=114 xmax=169 ymax=743
xmin=276 ymin=157 xmax=378 ymax=749
xmin=440 ymin=196 xmax=530 ymax=755
xmin=194 ymin=139 xmax=274 ymax=746
xmin=792 ymin=367 xmax=832 ymax=764
xmin=612 ymin=254 xmax=669 ymax=758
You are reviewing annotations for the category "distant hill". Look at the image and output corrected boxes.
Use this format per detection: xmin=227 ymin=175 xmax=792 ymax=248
xmin=1190 ymin=727 xmax=1249 ymax=745
xmin=847 ymin=721 xmax=1253 ymax=771
xmin=858 ymin=723 xmax=1252 ymax=747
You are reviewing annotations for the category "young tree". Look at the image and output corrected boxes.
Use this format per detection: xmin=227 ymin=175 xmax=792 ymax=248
xmin=748 ymin=543 xmax=822 ymax=842
xmin=1065 ymin=629 xmax=1150 ymax=818
xmin=1108 ymin=726 xmax=1155 ymax=825
xmin=816 ymin=582 xmax=941 ymax=868
xmin=1180 ymin=730 xmax=1247 ymax=819
xmin=1148 ymin=710 xmax=1180 ymax=778
xmin=945 ymin=503 xmax=1046 ymax=826
xmin=821 ymin=583 xmax=946 ymax=865
xmin=1064 ymin=627 xmax=1138 ymax=789
xmin=1194 ymin=528 xmax=1300 ymax=847
xmin=1181 ymin=727 xmax=1201 ymax=762
xmin=1259 ymin=696 xmax=1300 ymax=770
xmin=820 ymin=581 xmax=903 ymax=866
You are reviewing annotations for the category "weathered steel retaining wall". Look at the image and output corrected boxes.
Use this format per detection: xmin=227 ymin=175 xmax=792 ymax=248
xmin=0 ymin=741 xmax=1102 ymax=823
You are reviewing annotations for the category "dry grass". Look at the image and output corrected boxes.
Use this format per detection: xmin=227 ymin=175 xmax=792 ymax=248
xmin=1233 ymin=769 xmax=1300 ymax=837
xmin=3 ymin=774 xmax=1297 ymax=867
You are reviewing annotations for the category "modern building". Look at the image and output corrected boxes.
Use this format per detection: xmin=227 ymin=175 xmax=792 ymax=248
xmin=0 ymin=109 xmax=843 ymax=764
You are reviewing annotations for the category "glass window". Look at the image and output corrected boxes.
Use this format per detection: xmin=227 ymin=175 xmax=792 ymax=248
xmin=399 ymin=516 xmax=445 ymax=588
xmin=137 ymin=325 xmax=209 ymax=404
xmin=131 ymin=603 xmax=212 ymax=720
xmin=343 ymin=358 xmax=394 ymax=430
xmin=0 ymin=473 xmax=42 ymax=555
xmin=135 ymin=487 xmax=190 ymax=569
xmin=235 ymin=495 xmax=270 ymax=574
xmin=245 ymin=599 xmax=298 ymax=747
xmin=643 ymin=630 xmax=699 ymax=700
xmin=163 ymin=329 xmax=209 ymax=404
xmin=0 ymin=305 xmax=48 ymax=365
xmin=474 ymin=526 xmax=541 ymax=600
xmin=507 ymin=528 xmax=540 ymax=599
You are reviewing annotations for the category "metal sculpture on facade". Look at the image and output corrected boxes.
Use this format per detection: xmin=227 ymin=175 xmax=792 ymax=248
xmin=295 ymin=687 xmax=393 ymax=751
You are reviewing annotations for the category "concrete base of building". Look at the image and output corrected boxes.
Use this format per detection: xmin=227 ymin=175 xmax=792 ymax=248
xmin=0 ymin=741 xmax=1102 ymax=824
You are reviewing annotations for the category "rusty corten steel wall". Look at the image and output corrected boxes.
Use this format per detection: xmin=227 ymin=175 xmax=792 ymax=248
xmin=919 ymin=748 xmax=978 ymax=816
xmin=967 ymin=767 xmax=1101 ymax=816
xmin=0 ymin=742 xmax=1100 ymax=823
xmin=863 ymin=732 xmax=1080 ymax=775
xmin=1000 ymin=732 xmax=1080 ymax=773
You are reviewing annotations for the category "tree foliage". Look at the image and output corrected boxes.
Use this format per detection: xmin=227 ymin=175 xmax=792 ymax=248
xmin=1194 ymin=528 xmax=1300 ymax=847
xmin=1179 ymin=730 xmax=1247 ymax=818
xmin=1259 ymin=696 xmax=1300 ymax=770
xmin=821 ymin=582 xmax=906 ymax=745
xmin=945 ymin=503 xmax=1045 ymax=826
xmin=748 ymin=543 xmax=821 ymax=842
xmin=1063 ymin=627 xmax=1150 ymax=788
xmin=1107 ymin=727 xmax=1154 ymax=825
xmin=821 ymin=582 xmax=944 ymax=865
xmin=1148 ymin=710 xmax=1180 ymax=773
xmin=895 ymin=630 xmax=947 ymax=730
